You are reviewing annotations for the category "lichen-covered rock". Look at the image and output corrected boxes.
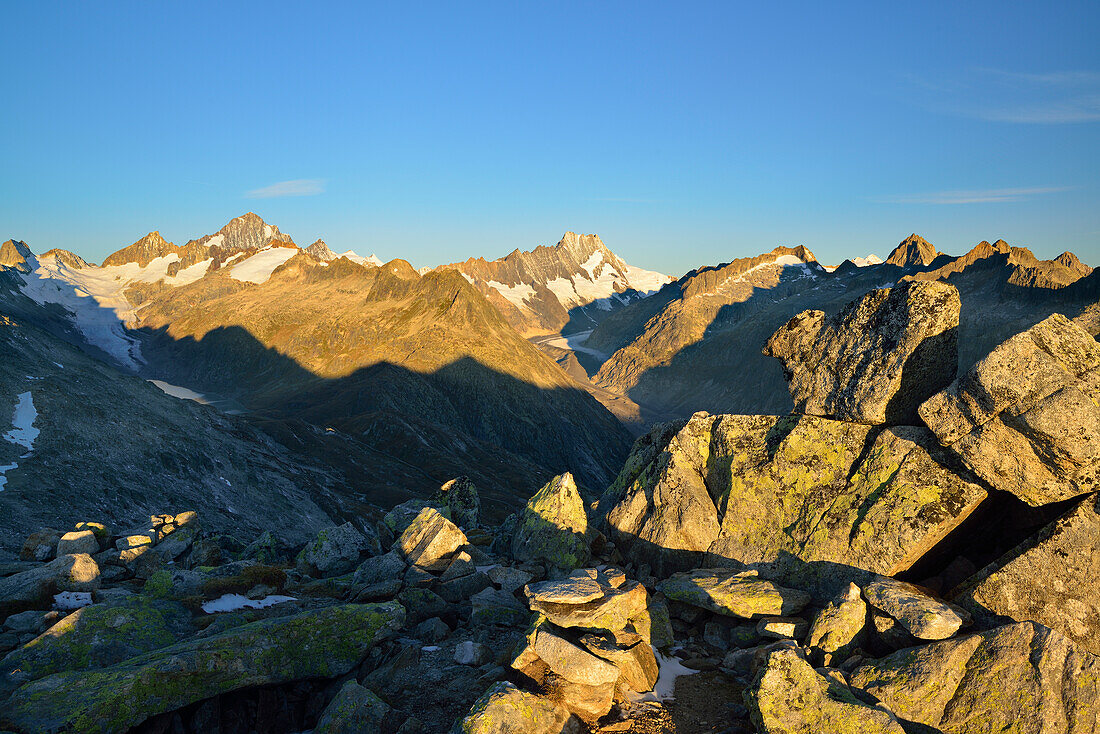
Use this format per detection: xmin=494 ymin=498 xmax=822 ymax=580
xmin=863 ymin=577 xmax=967 ymax=641
xmin=764 ymin=281 xmax=960 ymax=425
xmin=746 ymin=647 xmax=906 ymax=733
xmin=657 ymin=569 xmax=810 ymax=620
xmin=526 ymin=570 xmax=649 ymax=635
xmin=606 ymin=412 xmax=987 ymax=593
xmin=0 ymin=554 xmax=100 ymax=616
xmin=384 ymin=499 xmax=450 ymax=535
xmin=55 ymin=530 xmax=99 ymax=557
xmin=471 ymin=587 xmax=530 ymax=627
xmin=397 ymin=507 xmax=468 ymax=572
xmin=313 ymin=680 xmax=390 ymax=734
xmin=806 ymin=583 xmax=867 ymax=666
xmin=296 ymin=522 xmax=372 ymax=577
xmin=850 ymin=622 xmax=1100 ymax=734
xmin=19 ymin=529 xmax=62 ymax=562
xmin=4 ymin=602 xmax=405 ymax=734
xmin=0 ymin=596 xmax=192 ymax=690
xmin=919 ymin=313 xmax=1100 ymax=505
xmin=436 ymin=476 xmax=481 ymax=529
xmin=756 ymin=616 xmax=809 ymax=640
xmin=240 ymin=530 xmax=283 ymax=564
xmin=578 ymin=631 xmax=659 ymax=693
xmin=954 ymin=492 xmax=1100 ymax=655
xmin=532 ymin=627 xmax=619 ymax=687
xmin=453 ymin=681 xmax=580 ymax=734
xmin=511 ymin=473 xmax=590 ymax=571
xmin=352 ymin=550 xmax=407 ymax=587
xmin=601 ymin=417 xmax=721 ymax=575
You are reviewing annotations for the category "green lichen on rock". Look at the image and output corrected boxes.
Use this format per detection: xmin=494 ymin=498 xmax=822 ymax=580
xmin=0 ymin=595 xmax=192 ymax=689
xmin=313 ymin=680 xmax=390 ymax=734
xmin=747 ymin=647 xmax=906 ymax=733
xmin=4 ymin=601 xmax=405 ymax=734
xmin=657 ymin=569 xmax=810 ymax=620
xmin=511 ymin=472 xmax=591 ymax=571
xmin=454 ymin=681 xmax=577 ymax=734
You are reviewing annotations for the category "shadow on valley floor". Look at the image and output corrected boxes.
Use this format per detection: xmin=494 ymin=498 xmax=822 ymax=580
xmin=134 ymin=323 xmax=633 ymax=523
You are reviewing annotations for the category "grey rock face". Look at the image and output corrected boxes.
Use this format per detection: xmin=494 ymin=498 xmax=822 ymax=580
xmin=396 ymin=508 xmax=468 ymax=572
xmin=919 ymin=313 xmax=1100 ymax=506
xmin=313 ymin=680 xmax=390 ymax=734
xmin=0 ymin=554 xmax=100 ymax=616
xmin=295 ymin=522 xmax=370 ymax=577
xmin=850 ymin=621 xmax=1100 ymax=734
xmin=954 ymin=492 xmax=1100 ymax=655
xmin=764 ymin=281 xmax=960 ymax=425
xmin=657 ymin=568 xmax=810 ymax=620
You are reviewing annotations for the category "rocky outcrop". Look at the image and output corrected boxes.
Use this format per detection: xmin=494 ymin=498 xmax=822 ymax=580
xmin=0 ymin=554 xmax=100 ymax=616
xmin=398 ymin=507 xmax=469 ymax=572
xmin=101 ymin=231 xmax=178 ymax=267
xmin=296 ymin=522 xmax=373 ymax=577
xmin=850 ymin=621 xmax=1100 ymax=733
xmin=862 ymin=577 xmax=967 ymax=641
xmin=747 ymin=647 xmax=906 ymax=734
xmin=511 ymin=473 xmax=590 ymax=571
xmin=764 ymin=281 xmax=960 ymax=425
xmin=603 ymin=413 xmax=987 ymax=589
xmin=0 ymin=239 xmax=33 ymax=272
xmin=436 ymin=476 xmax=481 ymax=529
xmin=954 ymin=492 xmax=1100 ymax=655
xmin=305 ymin=239 xmax=338 ymax=262
xmin=919 ymin=313 xmax=1100 ymax=505
xmin=805 ymin=582 xmax=867 ymax=666
xmin=455 ymin=681 xmax=581 ymax=734
xmin=313 ymin=680 xmax=391 ymax=734
xmin=3 ymin=602 xmax=405 ymax=733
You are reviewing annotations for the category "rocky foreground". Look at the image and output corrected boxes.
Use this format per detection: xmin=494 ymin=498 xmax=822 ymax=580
xmin=0 ymin=281 xmax=1098 ymax=733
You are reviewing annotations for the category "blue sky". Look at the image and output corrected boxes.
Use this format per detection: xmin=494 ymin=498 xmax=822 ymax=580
xmin=3 ymin=1 xmax=1098 ymax=275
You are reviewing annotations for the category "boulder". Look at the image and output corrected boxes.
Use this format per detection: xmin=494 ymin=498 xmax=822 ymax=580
xmin=4 ymin=602 xmax=405 ymax=733
xmin=954 ymin=492 xmax=1100 ymax=655
xmin=454 ymin=681 xmax=580 ymax=734
xmin=397 ymin=507 xmax=468 ymax=572
xmin=511 ymin=473 xmax=591 ymax=571
xmin=0 ymin=554 xmax=100 ymax=616
xmin=862 ymin=577 xmax=967 ymax=641
xmin=746 ymin=647 xmax=906 ymax=734
xmin=756 ymin=616 xmax=809 ymax=640
xmin=352 ymin=549 xmax=407 ymax=587
xmin=487 ymin=565 xmax=533 ymax=594
xmin=806 ymin=583 xmax=867 ymax=666
xmin=20 ymin=529 xmax=62 ymax=562
xmin=578 ymin=631 xmax=659 ymax=693
xmin=850 ymin=622 xmax=1100 ymax=734
xmin=657 ymin=569 xmax=810 ymax=620
xmin=470 ymin=587 xmax=529 ymax=627
xmin=764 ymin=281 xmax=960 ymax=425
xmin=0 ymin=596 xmax=192 ymax=691
xmin=525 ymin=570 xmax=649 ymax=635
xmin=606 ymin=412 xmax=987 ymax=593
xmin=919 ymin=313 xmax=1100 ymax=505
xmin=436 ymin=476 xmax=481 ymax=529
xmin=56 ymin=530 xmax=99 ymax=557
xmin=532 ymin=627 xmax=619 ymax=687
xmin=455 ymin=640 xmax=492 ymax=666
xmin=296 ymin=522 xmax=371 ymax=577
xmin=385 ymin=499 xmax=450 ymax=535
xmin=313 ymin=680 xmax=390 ymax=734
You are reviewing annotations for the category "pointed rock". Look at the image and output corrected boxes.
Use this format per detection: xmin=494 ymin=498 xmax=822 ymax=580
xmin=764 ymin=280 xmax=961 ymax=425
xmin=511 ymin=473 xmax=590 ymax=571
xmin=884 ymin=233 xmax=938 ymax=267
xmin=397 ymin=507 xmax=468 ymax=572
xmin=305 ymin=239 xmax=337 ymax=262
xmin=0 ymin=239 xmax=33 ymax=272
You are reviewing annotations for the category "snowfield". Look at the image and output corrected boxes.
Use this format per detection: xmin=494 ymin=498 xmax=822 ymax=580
xmin=229 ymin=247 xmax=300 ymax=284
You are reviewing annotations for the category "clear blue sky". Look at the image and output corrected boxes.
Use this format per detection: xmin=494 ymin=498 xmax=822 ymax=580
xmin=3 ymin=1 xmax=1098 ymax=275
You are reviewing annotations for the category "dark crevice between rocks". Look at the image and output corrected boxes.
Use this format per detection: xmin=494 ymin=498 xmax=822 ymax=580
xmin=895 ymin=488 xmax=1079 ymax=596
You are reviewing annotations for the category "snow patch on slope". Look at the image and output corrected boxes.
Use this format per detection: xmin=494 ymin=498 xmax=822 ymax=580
xmin=202 ymin=593 xmax=296 ymax=613
xmin=1 ymin=390 xmax=39 ymax=492
xmin=487 ymin=280 xmax=537 ymax=308
xmin=229 ymin=247 xmax=299 ymax=284
xmin=338 ymin=250 xmax=384 ymax=267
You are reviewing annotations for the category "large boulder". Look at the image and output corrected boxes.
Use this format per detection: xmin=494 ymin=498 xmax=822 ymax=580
xmin=397 ymin=507 xmax=468 ymax=572
xmin=657 ymin=569 xmax=810 ymax=619
xmin=954 ymin=492 xmax=1100 ymax=655
xmin=764 ymin=281 xmax=960 ymax=425
xmin=746 ymin=647 xmax=906 ymax=734
xmin=919 ymin=313 xmax=1100 ymax=506
xmin=55 ymin=530 xmax=100 ymax=557
xmin=0 ymin=554 xmax=100 ymax=616
xmin=525 ymin=569 xmax=649 ymax=636
xmin=863 ymin=577 xmax=967 ymax=641
xmin=850 ymin=621 xmax=1100 ymax=734
xmin=0 ymin=596 xmax=192 ymax=691
xmin=4 ymin=602 xmax=405 ymax=733
xmin=295 ymin=522 xmax=372 ymax=577
xmin=313 ymin=680 xmax=390 ymax=734
xmin=511 ymin=473 xmax=590 ymax=571
xmin=805 ymin=582 xmax=867 ymax=666
xmin=454 ymin=681 xmax=581 ymax=734
xmin=603 ymin=412 xmax=987 ymax=590
xmin=435 ymin=476 xmax=481 ymax=529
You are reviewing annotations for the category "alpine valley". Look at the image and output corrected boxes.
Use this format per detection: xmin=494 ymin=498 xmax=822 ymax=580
xmin=1 ymin=215 xmax=1098 ymax=734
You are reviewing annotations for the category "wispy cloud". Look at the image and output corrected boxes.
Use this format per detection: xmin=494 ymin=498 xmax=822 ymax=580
xmin=587 ymin=197 xmax=662 ymax=204
xmin=245 ymin=179 xmax=325 ymax=198
xmin=906 ymin=68 xmax=1100 ymax=124
xmin=877 ymin=186 xmax=1071 ymax=205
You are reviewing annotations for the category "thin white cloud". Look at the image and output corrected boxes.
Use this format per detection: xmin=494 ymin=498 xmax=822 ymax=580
xmin=907 ymin=68 xmax=1100 ymax=124
xmin=246 ymin=179 xmax=325 ymax=198
xmin=878 ymin=187 xmax=1071 ymax=205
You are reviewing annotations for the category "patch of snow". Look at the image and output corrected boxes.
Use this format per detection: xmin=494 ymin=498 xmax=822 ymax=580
xmin=421 ymin=645 xmax=441 ymax=652
xmin=338 ymin=250 xmax=384 ymax=267
xmin=206 ymin=233 xmax=225 ymax=249
xmin=53 ymin=362 xmax=64 ymax=369
xmin=220 ymin=476 xmax=232 ymax=486
xmin=4 ymin=392 xmax=39 ymax=451
xmin=0 ymin=463 xmax=15 ymax=491
xmin=487 ymin=280 xmax=537 ymax=308
xmin=581 ymin=251 xmax=606 ymax=280
xmin=623 ymin=263 xmax=673 ymax=295
xmin=229 ymin=247 xmax=299 ymax=284
xmin=148 ymin=380 xmax=213 ymax=405
xmin=201 ymin=593 xmax=296 ymax=614
xmin=851 ymin=253 xmax=884 ymax=267
xmin=54 ymin=591 xmax=93 ymax=610
xmin=631 ymin=651 xmax=701 ymax=702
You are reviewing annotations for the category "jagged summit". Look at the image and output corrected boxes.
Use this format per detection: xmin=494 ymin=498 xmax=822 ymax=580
xmin=102 ymin=231 xmax=176 ymax=268
xmin=885 ymin=234 xmax=939 ymax=267
xmin=0 ymin=239 xmax=34 ymax=272
xmin=305 ymin=239 xmax=337 ymax=261
xmin=40 ymin=249 xmax=90 ymax=270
